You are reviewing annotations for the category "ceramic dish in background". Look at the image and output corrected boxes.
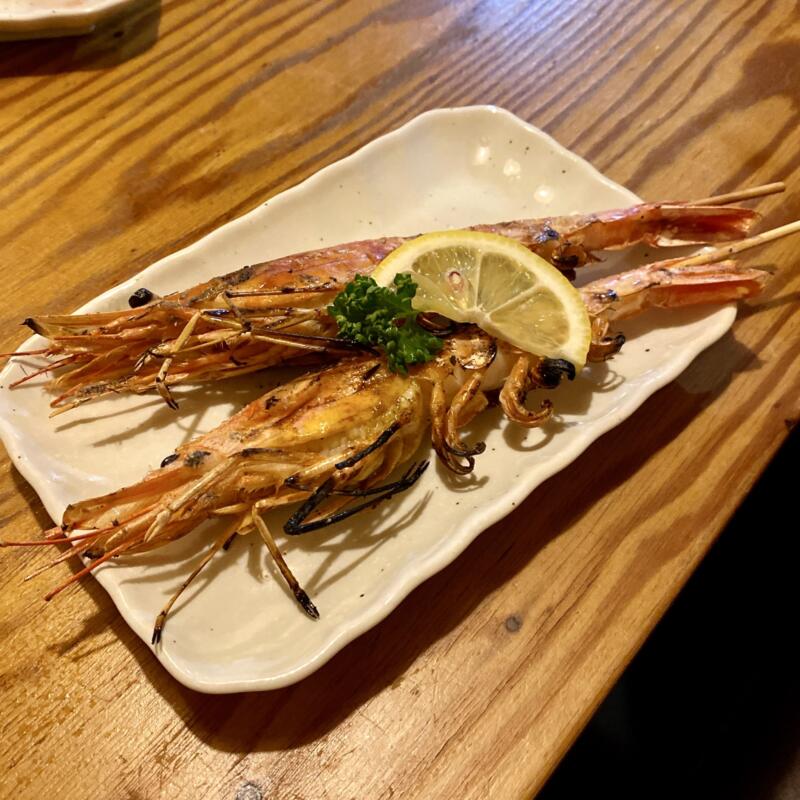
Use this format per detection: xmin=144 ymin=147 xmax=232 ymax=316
xmin=0 ymin=0 xmax=139 ymax=38
xmin=0 ymin=106 xmax=735 ymax=693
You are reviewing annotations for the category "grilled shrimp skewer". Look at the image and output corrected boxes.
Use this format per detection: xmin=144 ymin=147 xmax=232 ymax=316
xmin=584 ymin=217 xmax=800 ymax=359
xmin=7 ymin=186 xmax=775 ymax=413
xmin=5 ymin=219 xmax=794 ymax=643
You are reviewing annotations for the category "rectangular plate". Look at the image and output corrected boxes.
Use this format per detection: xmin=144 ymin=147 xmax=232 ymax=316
xmin=0 ymin=107 xmax=734 ymax=692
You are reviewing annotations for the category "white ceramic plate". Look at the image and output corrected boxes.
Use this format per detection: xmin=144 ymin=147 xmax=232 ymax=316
xmin=0 ymin=107 xmax=734 ymax=693
xmin=0 ymin=0 xmax=138 ymax=38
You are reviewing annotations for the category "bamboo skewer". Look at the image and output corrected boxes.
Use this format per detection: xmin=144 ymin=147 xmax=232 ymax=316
xmin=691 ymin=181 xmax=785 ymax=206
xmin=677 ymin=219 xmax=800 ymax=268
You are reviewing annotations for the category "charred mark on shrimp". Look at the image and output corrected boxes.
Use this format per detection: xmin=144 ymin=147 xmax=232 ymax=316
xmin=553 ymin=253 xmax=580 ymax=269
xmin=184 ymin=450 xmax=211 ymax=468
xmin=417 ymin=312 xmax=461 ymax=337
xmin=361 ymin=362 xmax=382 ymax=382
xmin=222 ymin=265 xmax=254 ymax=286
xmin=589 ymin=332 xmax=627 ymax=361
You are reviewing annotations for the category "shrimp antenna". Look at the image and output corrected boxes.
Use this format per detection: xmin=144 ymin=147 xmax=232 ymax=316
xmin=43 ymin=543 xmax=129 ymax=600
xmin=8 ymin=355 xmax=78 ymax=388
xmin=23 ymin=548 xmax=86 ymax=581
xmin=0 ymin=347 xmax=51 ymax=358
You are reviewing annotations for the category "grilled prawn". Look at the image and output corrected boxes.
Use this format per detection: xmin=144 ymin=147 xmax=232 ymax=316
xmin=4 ymin=223 xmax=790 ymax=644
xmin=8 ymin=187 xmax=773 ymax=414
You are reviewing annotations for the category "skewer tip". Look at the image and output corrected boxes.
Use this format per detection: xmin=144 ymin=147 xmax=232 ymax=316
xmin=296 ymin=589 xmax=320 ymax=620
xmin=152 ymin=615 xmax=166 ymax=645
xmin=48 ymin=399 xmax=82 ymax=418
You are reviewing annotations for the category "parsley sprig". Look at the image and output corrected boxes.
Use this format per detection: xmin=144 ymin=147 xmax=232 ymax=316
xmin=328 ymin=273 xmax=442 ymax=374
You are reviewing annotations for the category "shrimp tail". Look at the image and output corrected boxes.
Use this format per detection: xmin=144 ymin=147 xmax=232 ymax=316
xmin=583 ymin=260 xmax=767 ymax=320
xmin=560 ymin=203 xmax=759 ymax=251
xmin=657 ymin=204 xmax=759 ymax=244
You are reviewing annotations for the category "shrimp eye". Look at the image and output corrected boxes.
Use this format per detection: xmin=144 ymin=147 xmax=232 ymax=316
xmin=538 ymin=358 xmax=576 ymax=388
xmin=129 ymin=288 xmax=154 ymax=308
xmin=539 ymin=226 xmax=559 ymax=241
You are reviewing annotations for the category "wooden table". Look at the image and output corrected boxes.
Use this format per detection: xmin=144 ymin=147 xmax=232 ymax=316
xmin=1 ymin=1 xmax=798 ymax=797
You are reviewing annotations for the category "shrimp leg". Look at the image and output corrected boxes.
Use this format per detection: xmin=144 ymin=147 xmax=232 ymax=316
xmin=151 ymin=520 xmax=241 ymax=644
xmin=283 ymin=461 xmax=429 ymax=535
xmin=153 ymin=311 xmax=202 ymax=409
xmin=282 ymin=420 xmax=427 ymax=534
xmin=499 ymin=356 xmax=575 ymax=426
xmin=443 ymin=370 xmax=488 ymax=459
xmin=251 ymin=510 xmax=320 ymax=620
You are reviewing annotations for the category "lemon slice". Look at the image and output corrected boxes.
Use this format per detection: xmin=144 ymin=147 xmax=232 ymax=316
xmin=371 ymin=230 xmax=591 ymax=368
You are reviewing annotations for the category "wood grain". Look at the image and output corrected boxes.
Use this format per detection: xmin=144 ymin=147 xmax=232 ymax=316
xmin=1 ymin=1 xmax=799 ymax=797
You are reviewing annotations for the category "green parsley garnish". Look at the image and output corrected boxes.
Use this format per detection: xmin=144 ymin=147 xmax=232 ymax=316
xmin=328 ymin=273 xmax=443 ymax=374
